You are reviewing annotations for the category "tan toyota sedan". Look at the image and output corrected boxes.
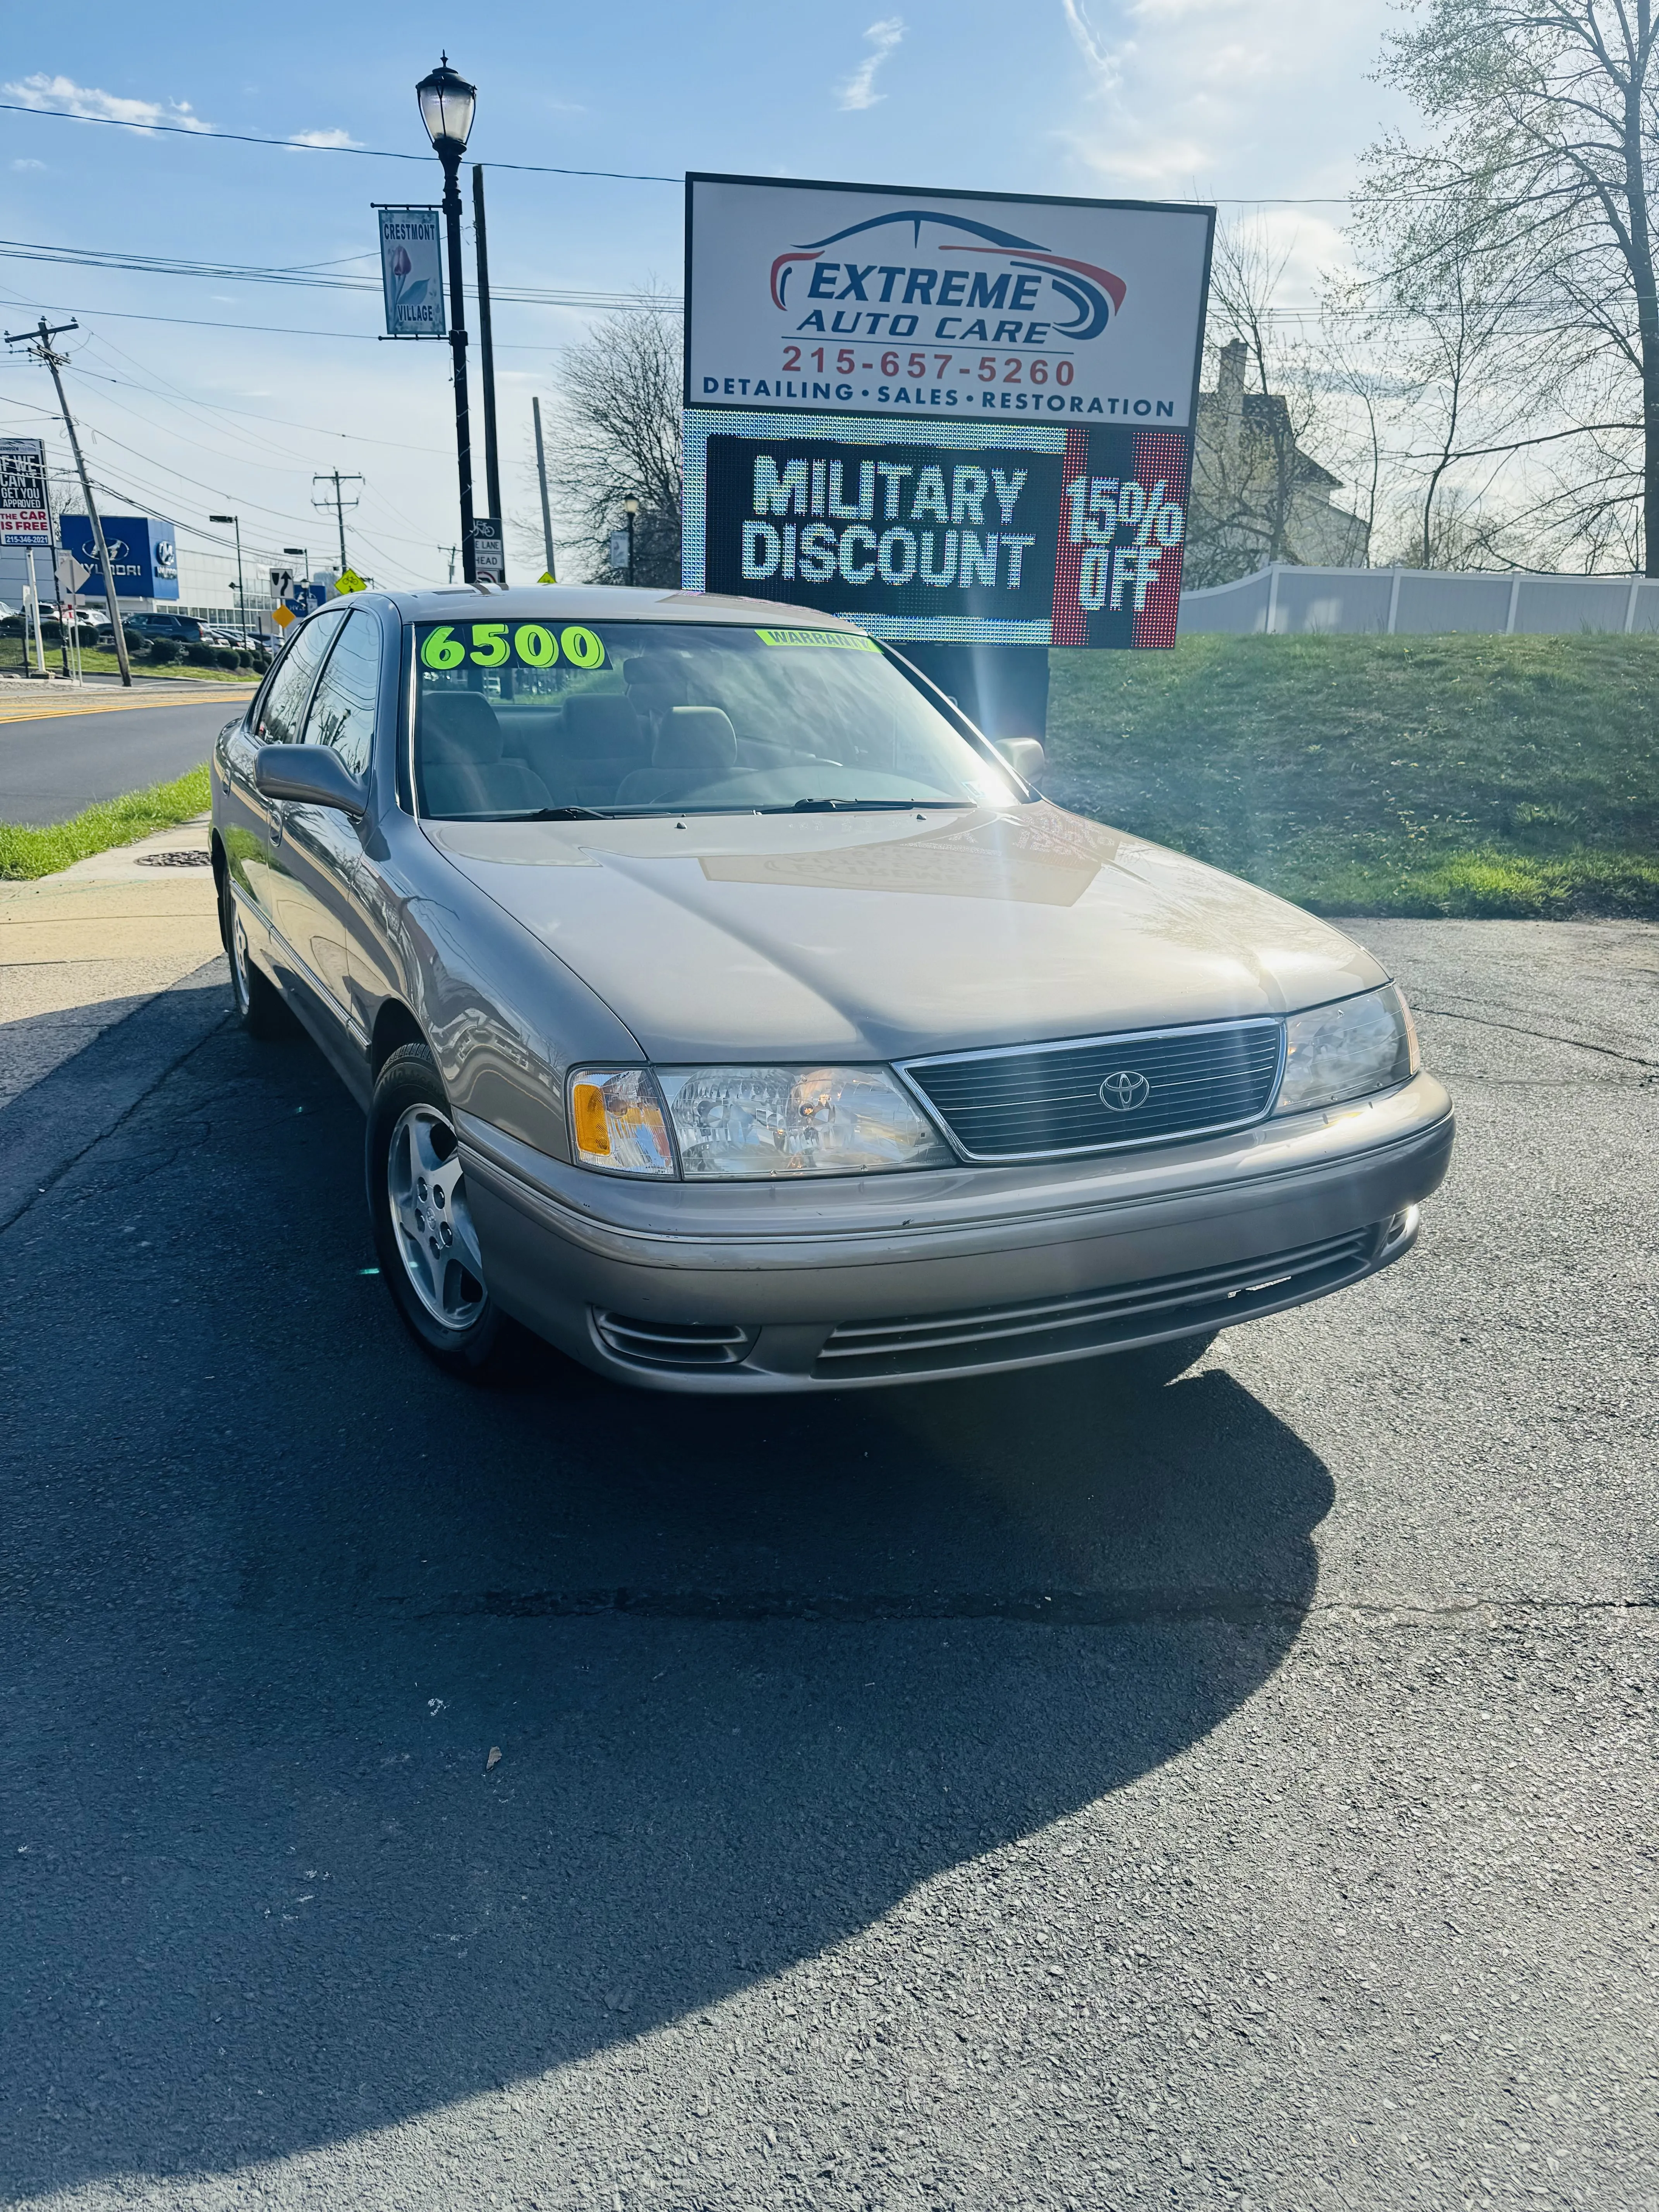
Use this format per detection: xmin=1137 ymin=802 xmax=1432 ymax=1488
xmin=210 ymin=585 xmax=1453 ymax=1391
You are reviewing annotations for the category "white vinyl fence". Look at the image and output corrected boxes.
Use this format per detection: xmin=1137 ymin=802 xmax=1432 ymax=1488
xmin=1179 ymin=562 xmax=1659 ymax=637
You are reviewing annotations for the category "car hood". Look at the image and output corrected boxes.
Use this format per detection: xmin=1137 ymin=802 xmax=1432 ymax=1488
xmin=426 ymin=803 xmax=1389 ymax=1062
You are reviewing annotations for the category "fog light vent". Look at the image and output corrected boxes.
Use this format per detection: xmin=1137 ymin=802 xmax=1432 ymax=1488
xmin=593 ymin=1311 xmax=757 ymax=1370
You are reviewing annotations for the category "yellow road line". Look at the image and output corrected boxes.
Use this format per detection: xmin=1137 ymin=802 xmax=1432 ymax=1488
xmin=0 ymin=687 xmax=254 ymax=726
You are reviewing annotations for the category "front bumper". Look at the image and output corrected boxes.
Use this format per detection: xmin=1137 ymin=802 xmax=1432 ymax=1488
xmin=459 ymin=1073 xmax=1454 ymax=1392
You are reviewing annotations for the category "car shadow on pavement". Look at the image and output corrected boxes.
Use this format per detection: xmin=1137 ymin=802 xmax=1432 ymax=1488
xmin=2 ymin=1020 xmax=1335 ymax=2195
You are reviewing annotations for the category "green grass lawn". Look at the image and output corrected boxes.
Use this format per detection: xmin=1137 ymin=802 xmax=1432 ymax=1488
xmin=0 ymin=635 xmax=256 ymax=684
xmin=1045 ymin=634 xmax=1659 ymax=918
xmin=0 ymin=766 xmax=211 ymax=881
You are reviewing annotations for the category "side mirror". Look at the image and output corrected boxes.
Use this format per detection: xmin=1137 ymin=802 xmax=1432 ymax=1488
xmin=995 ymin=737 xmax=1047 ymax=787
xmin=254 ymin=742 xmax=366 ymax=816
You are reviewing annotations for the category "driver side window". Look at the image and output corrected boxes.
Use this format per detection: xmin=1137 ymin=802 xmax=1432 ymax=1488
xmin=255 ymin=609 xmax=346 ymax=744
xmin=301 ymin=610 xmax=381 ymax=777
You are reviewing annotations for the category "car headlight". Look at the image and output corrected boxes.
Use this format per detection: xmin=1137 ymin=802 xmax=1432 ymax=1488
xmin=658 ymin=1065 xmax=953 ymax=1178
xmin=568 ymin=1068 xmax=676 ymax=1176
xmin=1274 ymin=984 xmax=1420 ymax=1117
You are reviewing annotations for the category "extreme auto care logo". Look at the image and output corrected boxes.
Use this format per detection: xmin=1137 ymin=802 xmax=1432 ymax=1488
xmin=769 ymin=209 xmax=1127 ymax=352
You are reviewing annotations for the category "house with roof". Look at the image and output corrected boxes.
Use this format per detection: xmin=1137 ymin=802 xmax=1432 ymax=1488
xmin=1184 ymin=340 xmax=1369 ymax=587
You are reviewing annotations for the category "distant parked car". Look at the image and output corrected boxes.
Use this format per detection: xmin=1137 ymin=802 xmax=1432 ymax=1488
xmin=125 ymin=611 xmax=203 ymax=645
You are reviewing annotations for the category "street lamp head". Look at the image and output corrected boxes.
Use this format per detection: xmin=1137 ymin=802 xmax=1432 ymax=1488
xmin=283 ymin=546 xmax=306 ymax=556
xmin=623 ymin=497 xmax=640 ymax=516
xmin=417 ymin=56 xmax=476 ymax=156
xmin=209 ymin=513 xmax=236 ymax=523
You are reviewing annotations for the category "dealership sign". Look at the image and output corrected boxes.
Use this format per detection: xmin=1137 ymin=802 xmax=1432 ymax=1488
xmin=59 ymin=514 xmax=179 ymax=600
xmin=0 ymin=437 xmax=50 ymax=547
xmin=685 ymin=173 xmax=1212 ymax=428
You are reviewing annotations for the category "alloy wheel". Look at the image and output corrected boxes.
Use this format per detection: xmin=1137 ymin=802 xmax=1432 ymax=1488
xmin=386 ymin=1102 xmax=488 ymax=1330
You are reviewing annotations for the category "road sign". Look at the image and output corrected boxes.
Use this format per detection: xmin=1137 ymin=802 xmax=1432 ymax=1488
xmin=335 ymin=567 xmax=368 ymax=594
xmin=468 ymin=517 xmax=505 ymax=585
xmin=272 ymin=603 xmax=295 ymax=629
xmin=537 ymin=570 xmax=556 ymax=585
xmin=270 ymin=566 xmax=295 ymax=599
xmin=62 ymin=553 xmax=95 ymax=593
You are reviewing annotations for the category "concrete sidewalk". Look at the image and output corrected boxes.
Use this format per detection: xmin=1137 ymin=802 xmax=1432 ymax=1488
xmin=0 ymin=813 xmax=223 ymax=1113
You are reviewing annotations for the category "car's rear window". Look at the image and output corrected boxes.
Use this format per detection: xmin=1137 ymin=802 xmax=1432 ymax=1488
xmin=409 ymin=618 xmax=1020 ymax=819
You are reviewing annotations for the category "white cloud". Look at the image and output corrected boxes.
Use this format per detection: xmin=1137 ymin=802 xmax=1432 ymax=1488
xmin=838 ymin=17 xmax=904 ymax=112
xmin=1053 ymin=0 xmax=1406 ymax=232
xmin=287 ymin=127 xmax=361 ymax=149
xmin=1060 ymin=0 xmax=1122 ymax=84
xmin=2 ymin=72 xmax=211 ymax=132
xmin=11 ymin=157 xmax=46 ymax=170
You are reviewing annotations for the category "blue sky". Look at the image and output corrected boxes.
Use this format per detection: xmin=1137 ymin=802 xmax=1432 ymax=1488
xmin=0 ymin=0 xmax=1411 ymax=594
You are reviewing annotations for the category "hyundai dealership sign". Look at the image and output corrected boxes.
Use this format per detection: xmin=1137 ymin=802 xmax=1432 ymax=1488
xmin=59 ymin=514 xmax=179 ymax=600
xmin=685 ymin=174 xmax=1212 ymax=427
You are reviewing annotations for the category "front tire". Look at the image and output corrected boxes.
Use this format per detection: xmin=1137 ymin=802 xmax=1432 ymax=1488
xmin=367 ymin=1042 xmax=506 ymax=1377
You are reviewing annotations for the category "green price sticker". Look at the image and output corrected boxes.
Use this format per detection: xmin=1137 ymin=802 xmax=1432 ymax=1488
xmin=755 ymin=627 xmax=878 ymax=651
xmin=419 ymin=622 xmax=606 ymax=672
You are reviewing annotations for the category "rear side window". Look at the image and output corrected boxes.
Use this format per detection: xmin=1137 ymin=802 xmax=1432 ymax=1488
xmin=302 ymin=610 xmax=381 ymax=776
xmin=255 ymin=608 xmax=347 ymax=743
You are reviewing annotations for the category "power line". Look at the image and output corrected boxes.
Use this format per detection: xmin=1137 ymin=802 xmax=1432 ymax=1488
xmin=0 ymin=237 xmax=678 ymax=312
xmin=0 ymin=101 xmax=682 ymax=184
xmin=0 ymin=98 xmax=1384 ymax=203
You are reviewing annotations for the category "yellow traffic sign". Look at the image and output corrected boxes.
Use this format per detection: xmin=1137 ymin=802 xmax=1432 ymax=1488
xmin=538 ymin=569 xmax=557 ymax=584
xmin=271 ymin=603 xmax=295 ymax=629
xmin=336 ymin=567 xmax=368 ymax=594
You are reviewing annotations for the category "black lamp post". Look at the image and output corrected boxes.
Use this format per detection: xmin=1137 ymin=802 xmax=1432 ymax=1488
xmin=416 ymin=56 xmax=478 ymax=582
xmin=624 ymin=496 xmax=638 ymax=588
xmin=208 ymin=512 xmax=247 ymax=638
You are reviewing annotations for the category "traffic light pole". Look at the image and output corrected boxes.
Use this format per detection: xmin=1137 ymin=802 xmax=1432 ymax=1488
xmin=3 ymin=317 xmax=132 ymax=685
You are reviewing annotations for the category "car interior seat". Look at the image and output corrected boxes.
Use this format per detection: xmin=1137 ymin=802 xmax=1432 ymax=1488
xmin=614 ymin=706 xmax=740 ymax=805
xmin=420 ymin=690 xmax=552 ymax=817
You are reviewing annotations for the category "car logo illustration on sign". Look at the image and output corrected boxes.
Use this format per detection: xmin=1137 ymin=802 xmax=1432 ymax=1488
xmin=770 ymin=209 xmax=1127 ymax=348
xmin=1097 ymin=1070 xmax=1151 ymax=1111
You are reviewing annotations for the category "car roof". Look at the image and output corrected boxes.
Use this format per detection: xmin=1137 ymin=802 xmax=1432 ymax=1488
xmin=369 ymin=584 xmax=866 ymax=632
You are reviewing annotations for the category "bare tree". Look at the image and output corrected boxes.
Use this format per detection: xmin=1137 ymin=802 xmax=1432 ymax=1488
xmin=1185 ymin=223 xmax=1370 ymax=584
xmin=1361 ymin=0 xmax=1659 ymax=571
xmin=530 ymin=297 xmax=684 ymax=586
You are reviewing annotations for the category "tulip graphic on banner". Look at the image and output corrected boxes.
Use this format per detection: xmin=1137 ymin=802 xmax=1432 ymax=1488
xmin=376 ymin=208 xmax=446 ymax=339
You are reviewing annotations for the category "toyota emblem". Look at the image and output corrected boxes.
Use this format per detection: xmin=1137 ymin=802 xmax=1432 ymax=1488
xmin=1097 ymin=1070 xmax=1151 ymax=1111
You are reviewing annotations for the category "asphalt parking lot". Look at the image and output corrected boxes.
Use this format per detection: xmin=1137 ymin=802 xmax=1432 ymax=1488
xmin=2 ymin=918 xmax=1655 ymax=2212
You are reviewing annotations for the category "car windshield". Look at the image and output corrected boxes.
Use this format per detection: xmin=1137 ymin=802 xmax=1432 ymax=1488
xmin=410 ymin=618 xmax=1024 ymax=819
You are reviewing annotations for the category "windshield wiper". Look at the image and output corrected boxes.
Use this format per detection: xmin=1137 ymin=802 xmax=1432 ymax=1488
xmin=523 ymin=805 xmax=609 ymax=819
xmin=769 ymin=797 xmax=973 ymax=814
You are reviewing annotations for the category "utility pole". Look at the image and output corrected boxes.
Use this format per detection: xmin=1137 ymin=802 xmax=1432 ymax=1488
xmin=4 ymin=317 xmax=132 ymax=684
xmin=208 ymin=513 xmax=249 ymax=638
xmin=312 ymin=471 xmax=362 ymax=574
xmin=471 ymin=165 xmax=503 ymax=578
xmin=532 ymin=397 xmax=556 ymax=580
xmin=442 ymin=544 xmax=457 ymax=583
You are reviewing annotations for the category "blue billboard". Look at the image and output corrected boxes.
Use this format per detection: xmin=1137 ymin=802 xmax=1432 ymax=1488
xmin=59 ymin=514 xmax=179 ymax=601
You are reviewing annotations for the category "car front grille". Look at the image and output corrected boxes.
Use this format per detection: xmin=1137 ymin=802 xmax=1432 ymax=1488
xmin=813 ymin=1226 xmax=1377 ymax=1381
xmin=900 ymin=1018 xmax=1284 ymax=1160
xmin=593 ymin=1312 xmax=759 ymax=1370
